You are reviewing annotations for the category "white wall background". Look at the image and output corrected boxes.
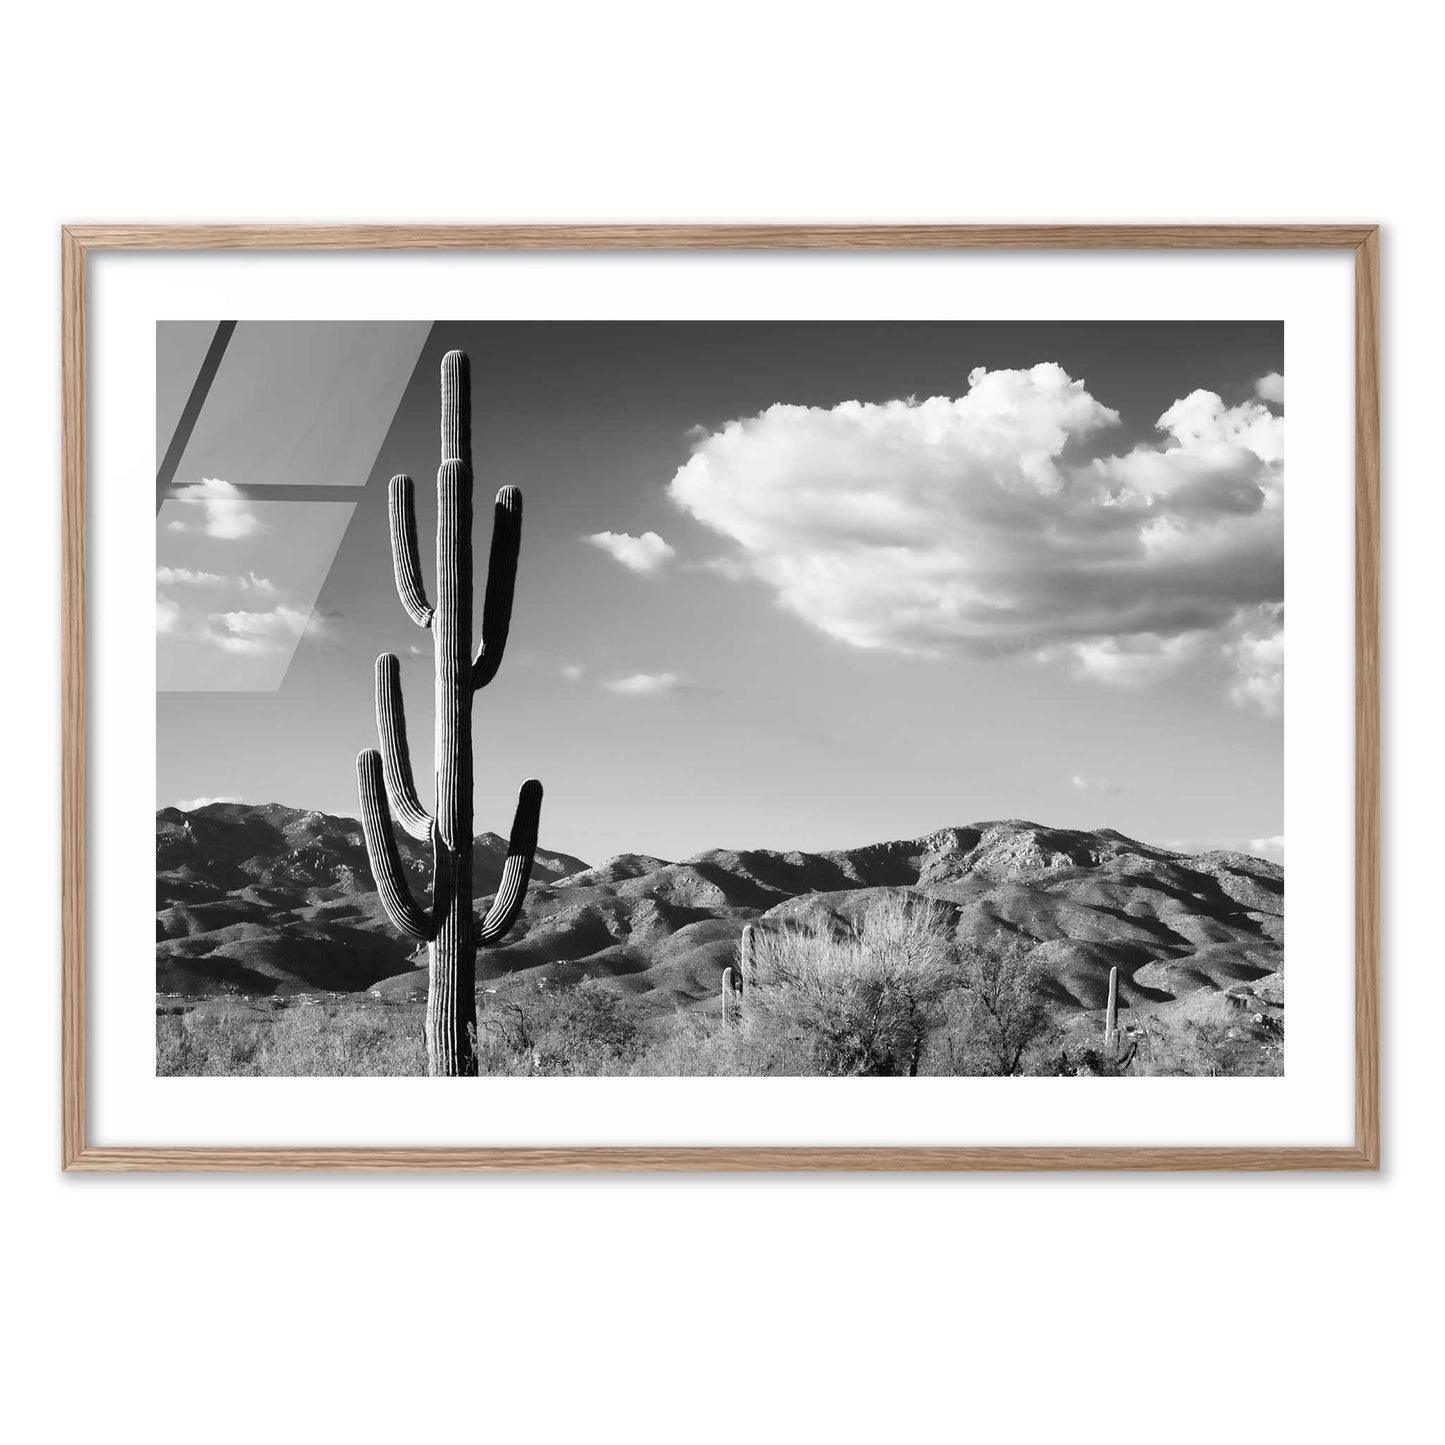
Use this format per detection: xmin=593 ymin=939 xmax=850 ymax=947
xmin=4 ymin=4 xmax=1436 ymax=1440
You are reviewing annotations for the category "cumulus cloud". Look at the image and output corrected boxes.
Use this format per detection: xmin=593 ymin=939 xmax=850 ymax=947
xmin=1255 ymin=372 xmax=1285 ymax=406
xmin=584 ymin=530 xmax=676 ymax=575
xmin=1224 ymin=604 xmax=1284 ymax=716
xmin=1248 ymin=834 xmax=1285 ymax=862
xmin=156 ymin=596 xmax=181 ymax=634
xmin=174 ymin=796 xmax=241 ymax=811
xmin=1071 ymin=774 xmax=1122 ymax=795
xmin=167 ymin=479 xmax=263 ymax=540
xmin=669 ymin=363 xmax=1283 ymax=711
xmin=602 ymin=671 xmax=691 ymax=696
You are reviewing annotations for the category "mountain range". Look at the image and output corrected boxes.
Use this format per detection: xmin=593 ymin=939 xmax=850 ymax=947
xmin=156 ymin=802 xmax=1283 ymax=1018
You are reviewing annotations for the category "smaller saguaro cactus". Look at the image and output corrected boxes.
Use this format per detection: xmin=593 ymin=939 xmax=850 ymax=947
xmin=738 ymin=923 xmax=756 ymax=986
xmin=721 ymin=965 xmax=741 ymax=1025
xmin=1104 ymin=964 xmax=1120 ymax=1048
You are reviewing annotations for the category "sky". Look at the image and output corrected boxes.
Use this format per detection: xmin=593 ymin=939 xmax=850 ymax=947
xmin=157 ymin=319 xmax=1284 ymax=867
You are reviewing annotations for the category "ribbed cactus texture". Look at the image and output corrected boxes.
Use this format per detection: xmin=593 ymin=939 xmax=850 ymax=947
xmin=721 ymin=926 xmax=754 ymax=1028
xmin=356 ymin=349 xmax=542 ymax=1076
xmin=722 ymin=966 xmax=740 ymax=1026
xmin=1104 ymin=964 xmax=1119 ymax=1047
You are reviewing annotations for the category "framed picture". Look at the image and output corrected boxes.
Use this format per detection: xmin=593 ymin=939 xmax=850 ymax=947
xmin=62 ymin=224 xmax=1379 ymax=1170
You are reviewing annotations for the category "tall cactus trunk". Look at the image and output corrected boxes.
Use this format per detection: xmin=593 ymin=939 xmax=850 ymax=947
xmin=427 ymin=360 xmax=476 ymax=1076
xmin=426 ymin=842 xmax=475 ymax=1074
xmin=357 ymin=349 xmax=541 ymax=1078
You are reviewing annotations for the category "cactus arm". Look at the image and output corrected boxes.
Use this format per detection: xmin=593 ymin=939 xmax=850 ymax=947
xmin=374 ymin=653 xmax=433 ymax=841
xmin=356 ymin=749 xmax=434 ymax=941
xmin=388 ymin=475 xmax=435 ymax=627
xmin=439 ymin=348 xmax=521 ymax=691
xmin=471 ymin=486 xmax=522 ymax=691
xmin=476 ymin=778 xmax=543 ymax=946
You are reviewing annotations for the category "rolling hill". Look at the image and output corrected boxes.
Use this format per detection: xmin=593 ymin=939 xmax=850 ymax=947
xmin=156 ymin=804 xmax=1283 ymax=1020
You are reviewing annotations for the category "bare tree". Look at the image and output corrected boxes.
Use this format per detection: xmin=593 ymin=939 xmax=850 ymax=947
xmin=951 ymin=937 xmax=1054 ymax=1075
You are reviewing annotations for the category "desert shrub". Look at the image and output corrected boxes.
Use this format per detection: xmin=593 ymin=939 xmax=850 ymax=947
xmin=630 ymin=1006 xmax=818 ymax=1076
xmin=933 ymin=937 xmax=1057 ymax=1076
xmin=542 ymin=978 xmax=644 ymax=1071
xmin=1130 ymin=997 xmax=1283 ymax=1077
xmin=745 ymin=893 xmax=958 ymax=1076
xmin=477 ymin=977 xmax=645 ymax=1075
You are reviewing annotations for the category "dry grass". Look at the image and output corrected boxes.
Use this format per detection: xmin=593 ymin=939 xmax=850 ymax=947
xmin=156 ymin=997 xmax=427 ymax=1076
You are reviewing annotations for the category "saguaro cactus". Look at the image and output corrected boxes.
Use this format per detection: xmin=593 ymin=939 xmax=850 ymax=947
xmin=1104 ymin=964 xmax=1119 ymax=1048
xmin=738 ymin=924 xmax=756 ymax=986
xmin=357 ymin=350 xmax=542 ymax=1076
xmin=722 ymin=925 xmax=755 ymax=1028
xmin=721 ymin=965 xmax=741 ymax=1026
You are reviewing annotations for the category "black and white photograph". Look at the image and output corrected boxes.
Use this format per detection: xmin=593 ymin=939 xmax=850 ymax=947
xmin=17 ymin=5 xmax=1431 ymax=1436
xmin=156 ymin=318 xmax=1285 ymax=1079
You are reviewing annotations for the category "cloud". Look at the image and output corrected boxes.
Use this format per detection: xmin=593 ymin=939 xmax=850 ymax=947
xmin=174 ymin=796 xmax=241 ymax=811
xmin=1254 ymin=372 xmax=1285 ymax=405
xmin=168 ymin=479 xmax=263 ymax=540
xmin=602 ymin=671 xmax=691 ymax=696
xmin=210 ymin=605 xmax=313 ymax=655
xmin=1071 ymin=774 xmax=1122 ymax=795
xmin=155 ymin=562 xmax=329 ymax=664
xmin=669 ymin=364 xmax=1283 ymax=710
xmin=1248 ymin=834 xmax=1285 ymax=861
xmin=584 ymin=530 xmax=676 ymax=575
xmin=1224 ymin=604 xmax=1283 ymax=716
xmin=561 ymin=664 xmax=584 ymax=681
xmin=156 ymin=567 xmax=278 ymax=597
xmin=697 ymin=555 xmax=753 ymax=582
xmin=1061 ymin=632 xmax=1203 ymax=689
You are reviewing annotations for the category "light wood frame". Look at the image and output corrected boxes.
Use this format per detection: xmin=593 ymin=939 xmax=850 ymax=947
xmin=61 ymin=224 xmax=1380 ymax=1171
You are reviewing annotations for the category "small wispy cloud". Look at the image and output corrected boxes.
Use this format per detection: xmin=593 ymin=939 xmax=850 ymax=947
xmin=1248 ymin=834 xmax=1285 ymax=861
xmin=584 ymin=530 xmax=676 ymax=575
xmin=211 ymin=605 xmax=314 ymax=655
xmin=156 ymin=567 xmax=278 ymax=597
xmin=561 ymin=664 xmax=584 ymax=681
xmin=1071 ymin=774 xmax=1122 ymax=795
xmin=167 ymin=479 xmax=264 ymax=540
xmin=156 ymin=561 xmax=330 ymax=662
xmin=697 ymin=556 xmax=753 ymax=582
xmin=602 ymin=671 xmax=691 ymax=697
xmin=1254 ymin=372 xmax=1284 ymax=405
xmin=174 ymin=796 xmax=241 ymax=811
